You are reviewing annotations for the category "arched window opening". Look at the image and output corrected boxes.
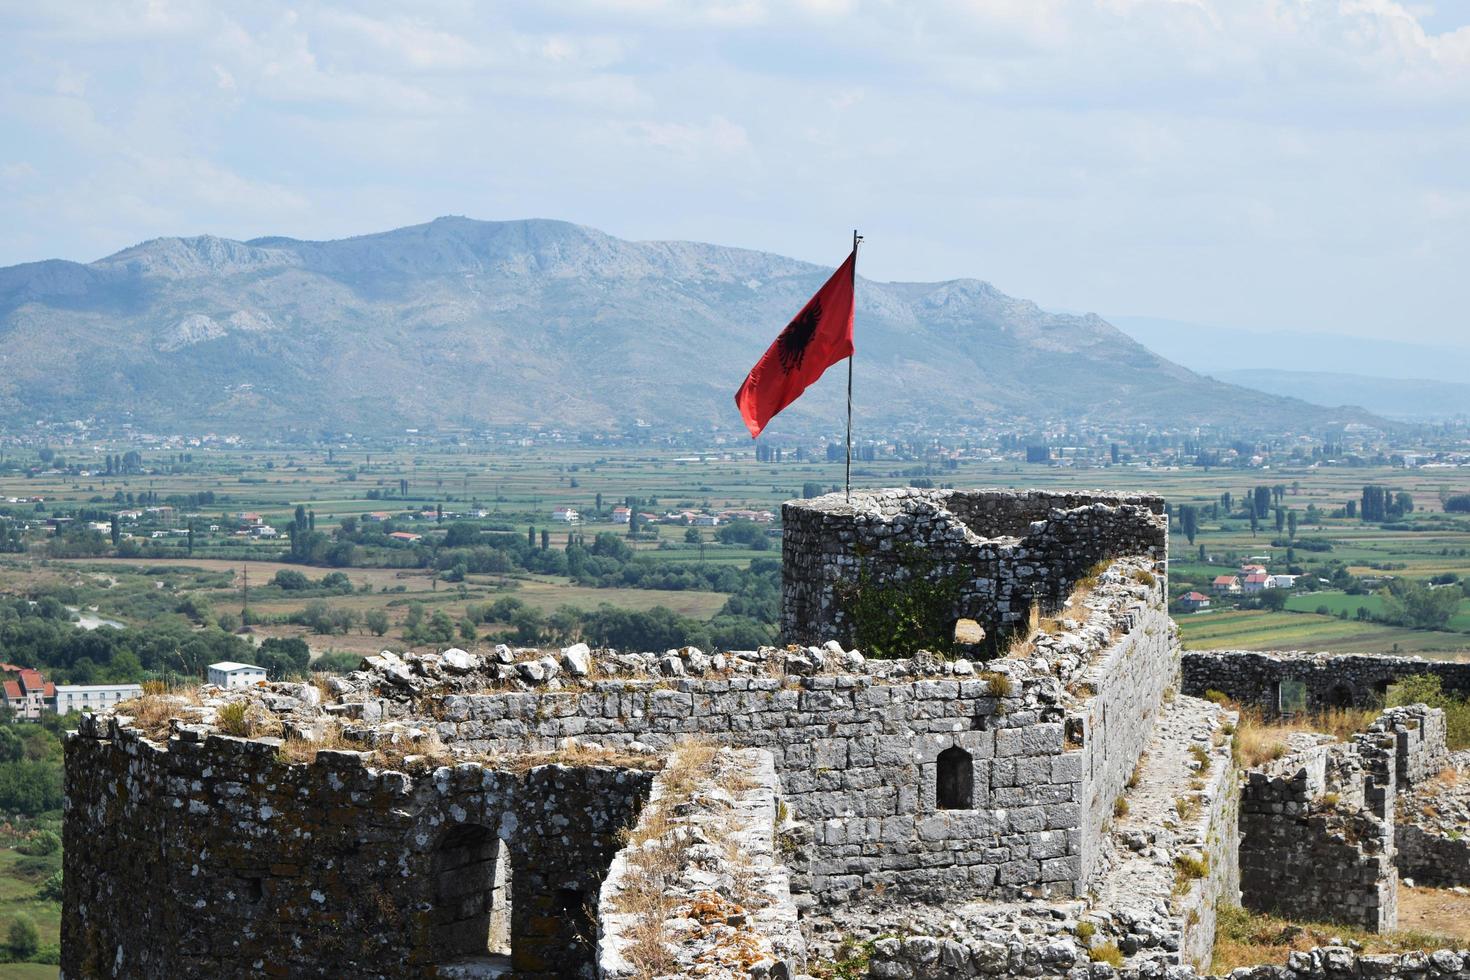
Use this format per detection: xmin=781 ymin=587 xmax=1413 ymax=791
xmin=937 ymin=746 xmax=974 ymax=810
xmin=431 ymin=824 xmax=508 ymax=965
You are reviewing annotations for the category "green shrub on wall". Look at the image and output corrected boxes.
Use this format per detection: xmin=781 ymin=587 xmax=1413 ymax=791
xmin=836 ymin=549 xmax=967 ymax=658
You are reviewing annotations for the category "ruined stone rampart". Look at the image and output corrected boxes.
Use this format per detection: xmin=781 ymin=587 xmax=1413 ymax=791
xmin=62 ymin=714 xmax=651 ymax=980
xmin=1238 ymin=731 xmax=1398 ymax=932
xmin=780 ymin=489 xmax=1166 ymax=648
xmin=1376 ymin=704 xmax=1449 ymax=787
xmin=1398 ymin=826 xmax=1470 ymax=888
xmin=597 ymin=748 xmax=803 ymax=980
xmin=1182 ymin=650 xmax=1470 ymax=716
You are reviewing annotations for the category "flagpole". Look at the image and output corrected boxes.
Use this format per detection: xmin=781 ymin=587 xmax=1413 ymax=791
xmin=846 ymin=228 xmax=861 ymax=502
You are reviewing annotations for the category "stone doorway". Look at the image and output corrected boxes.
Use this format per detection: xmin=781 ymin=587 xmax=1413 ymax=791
xmin=431 ymin=824 xmax=513 ymax=976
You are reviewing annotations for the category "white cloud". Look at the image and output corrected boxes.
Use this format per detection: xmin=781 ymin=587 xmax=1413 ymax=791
xmin=1 ymin=0 xmax=1469 ymax=341
xmin=629 ymin=116 xmax=751 ymax=156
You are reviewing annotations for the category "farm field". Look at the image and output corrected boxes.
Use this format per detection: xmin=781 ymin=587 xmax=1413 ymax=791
xmin=1176 ymin=609 xmax=1470 ymax=656
xmin=1 ymin=443 xmax=1468 ymax=661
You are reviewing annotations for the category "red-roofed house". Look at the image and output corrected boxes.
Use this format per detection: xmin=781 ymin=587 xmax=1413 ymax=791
xmin=2 ymin=669 xmax=49 ymax=720
xmin=1178 ymin=591 xmax=1211 ymax=612
xmin=1211 ymin=575 xmax=1241 ymax=595
xmin=1243 ymin=573 xmax=1273 ymax=593
xmin=388 ymin=531 xmax=423 ymax=544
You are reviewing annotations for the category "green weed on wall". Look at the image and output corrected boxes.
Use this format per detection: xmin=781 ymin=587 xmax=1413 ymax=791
xmin=836 ymin=549 xmax=967 ymax=658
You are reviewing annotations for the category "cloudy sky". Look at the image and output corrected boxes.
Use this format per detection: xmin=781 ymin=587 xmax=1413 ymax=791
xmin=2 ymin=0 xmax=1468 ymax=344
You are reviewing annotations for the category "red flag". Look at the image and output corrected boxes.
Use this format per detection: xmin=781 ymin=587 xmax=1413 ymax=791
xmin=735 ymin=250 xmax=856 ymax=439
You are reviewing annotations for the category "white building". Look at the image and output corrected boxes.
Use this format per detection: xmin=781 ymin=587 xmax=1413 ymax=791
xmin=208 ymin=661 xmax=268 ymax=689
xmin=51 ymin=683 xmax=143 ymax=715
xmin=551 ymin=507 xmax=579 ymax=523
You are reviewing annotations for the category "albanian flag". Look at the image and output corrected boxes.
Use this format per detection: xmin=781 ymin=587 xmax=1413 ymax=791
xmin=735 ymin=249 xmax=856 ymax=438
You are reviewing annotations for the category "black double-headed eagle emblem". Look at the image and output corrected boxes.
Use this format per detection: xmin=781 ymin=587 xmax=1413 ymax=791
xmin=776 ymin=299 xmax=821 ymax=371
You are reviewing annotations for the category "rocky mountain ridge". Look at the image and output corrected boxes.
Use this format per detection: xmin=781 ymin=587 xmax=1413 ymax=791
xmin=0 ymin=217 xmax=1375 ymax=435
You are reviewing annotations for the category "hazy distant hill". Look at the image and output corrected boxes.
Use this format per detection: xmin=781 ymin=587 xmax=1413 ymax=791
xmin=0 ymin=217 xmax=1378 ymax=435
xmin=1111 ymin=314 xmax=1470 ymax=386
xmin=1216 ymin=369 xmax=1470 ymax=421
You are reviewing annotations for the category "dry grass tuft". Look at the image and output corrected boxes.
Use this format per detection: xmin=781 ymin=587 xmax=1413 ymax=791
xmin=491 ymin=741 xmax=664 ymax=776
xmin=277 ymin=720 xmax=357 ymax=764
xmin=1003 ymin=632 xmax=1036 ymax=659
xmin=1211 ymin=905 xmax=1458 ymax=975
xmin=1232 ymin=706 xmax=1380 ymax=768
xmin=214 ymin=700 xmax=283 ymax=739
xmin=372 ymin=729 xmax=456 ymax=772
xmin=1088 ymin=942 xmax=1124 ymax=968
xmin=978 ymin=671 xmax=1013 ymax=698
xmin=116 ymin=688 xmax=204 ymax=741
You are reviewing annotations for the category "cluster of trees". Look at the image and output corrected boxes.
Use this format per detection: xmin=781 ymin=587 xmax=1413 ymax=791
xmin=372 ymin=556 xmax=784 ymax=652
xmin=0 ymin=517 xmax=23 ymax=553
xmin=269 ymin=569 xmax=355 ymax=595
xmin=1361 ymin=485 xmax=1413 ymax=523
xmin=0 ymin=721 xmax=64 ymax=817
xmin=456 ymin=598 xmax=775 ymax=652
xmin=1380 ymin=578 xmax=1464 ymax=631
xmin=286 ymin=601 xmax=370 ymax=637
xmin=0 ymin=597 xmax=255 ymax=684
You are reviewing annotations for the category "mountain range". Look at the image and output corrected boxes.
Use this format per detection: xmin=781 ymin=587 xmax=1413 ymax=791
xmin=0 ymin=217 xmax=1381 ymax=436
xmin=1212 ymin=370 xmax=1470 ymax=422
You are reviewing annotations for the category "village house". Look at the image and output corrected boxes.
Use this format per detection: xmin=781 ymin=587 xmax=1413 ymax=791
xmin=0 ymin=668 xmax=52 ymax=720
xmin=1178 ymin=591 xmax=1211 ymax=612
xmin=1243 ymin=572 xmax=1273 ymax=593
xmin=1211 ymin=575 xmax=1241 ymax=594
xmin=611 ymin=506 xmax=631 ymax=524
xmin=207 ymin=662 xmax=267 ymax=689
xmin=52 ymin=683 xmax=143 ymax=715
xmin=388 ymin=531 xmax=423 ymax=543
xmin=551 ymin=507 xmax=579 ymax=523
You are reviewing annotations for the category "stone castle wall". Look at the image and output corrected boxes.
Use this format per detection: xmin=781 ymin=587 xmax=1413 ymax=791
xmin=1238 ymin=732 xmax=1399 ymax=932
xmin=1376 ymin=704 xmax=1449 ymax=787
xmin=866 ymin=939 xmax=1470 ymax=980
xmin=1398 ymin=826 xmax=1470 ymax=889
xmin=62 ymin=715 xmax=651 ymax=980
xmin=427 ymin=559 xmax=1174 ymax=906
xmin=1180 ymin=741 xmax=1243 ymax=971
xmin=1182 ymin=650 xmax=1470 ymax=716
xmin=1068 ymin=599 xmax=1179 ymax=884
xmin=780 ymin=489 xmax=1166 ymax=649
xmin=434 ymin=669 xmax=1077 ymax=904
